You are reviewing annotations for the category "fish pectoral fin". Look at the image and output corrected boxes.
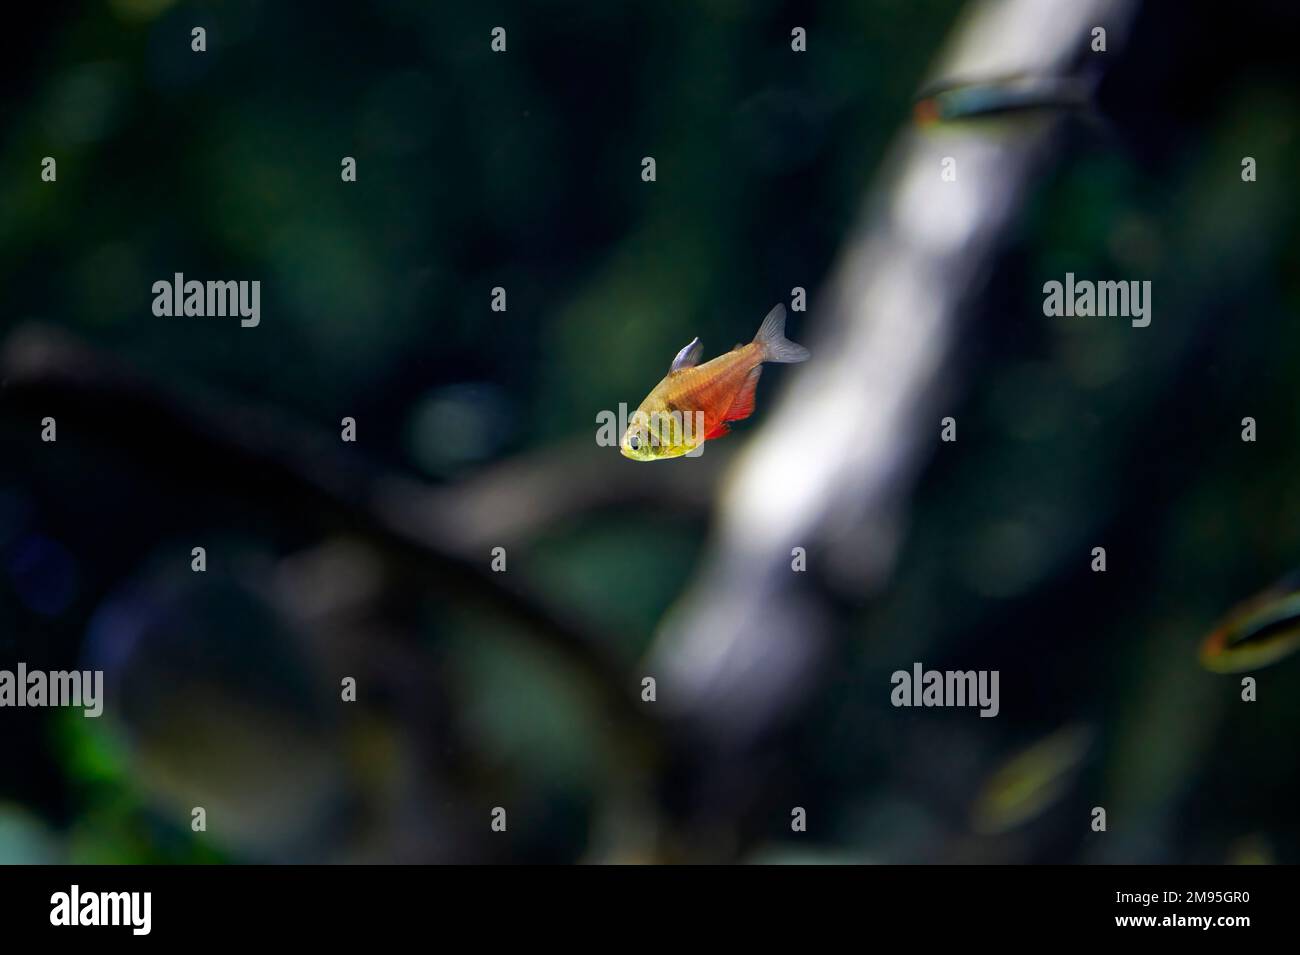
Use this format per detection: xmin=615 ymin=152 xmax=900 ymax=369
xmin=722 ymin=365 xmax=763 ymax=423
xmin=669 ymin=336 xmax=703 ymax=373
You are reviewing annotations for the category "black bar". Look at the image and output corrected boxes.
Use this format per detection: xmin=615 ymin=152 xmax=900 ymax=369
xmin=0 ymin=864 xmax=1279 ymax=941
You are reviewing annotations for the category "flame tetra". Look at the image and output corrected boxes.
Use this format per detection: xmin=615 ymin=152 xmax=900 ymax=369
xmin=620 ymin=304 xmax=809 ymax=461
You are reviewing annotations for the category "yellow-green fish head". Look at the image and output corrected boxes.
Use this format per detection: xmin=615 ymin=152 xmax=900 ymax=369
xmin=620 ymin=407 xmax=701 ymax=461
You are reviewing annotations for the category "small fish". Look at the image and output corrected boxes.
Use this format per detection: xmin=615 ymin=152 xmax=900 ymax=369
xmin=913 ymin=72 xmax=1098 ymax=126
xmin=1199 ymin=571 xmax=1300 ymax=673
xmin=620 ymin=305 xmax=809 ymax=461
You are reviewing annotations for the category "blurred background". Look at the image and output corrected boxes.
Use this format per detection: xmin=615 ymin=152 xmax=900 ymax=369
xmin=2 ymin=0 xmax=1299 ymax=864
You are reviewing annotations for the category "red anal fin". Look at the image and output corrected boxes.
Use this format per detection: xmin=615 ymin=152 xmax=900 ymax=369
xmin=703 ymin=421 xmax=730 ymax=440
xmin=722 ymin=365 xmax=763 ymax=423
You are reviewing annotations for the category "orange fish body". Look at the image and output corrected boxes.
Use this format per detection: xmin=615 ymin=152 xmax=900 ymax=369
xmin=620 ymin=305 xmax=809 ymax=461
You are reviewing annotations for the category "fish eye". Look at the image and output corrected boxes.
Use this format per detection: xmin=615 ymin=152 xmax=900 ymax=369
xmin=628 ymin=433 xmax=640 ymax=451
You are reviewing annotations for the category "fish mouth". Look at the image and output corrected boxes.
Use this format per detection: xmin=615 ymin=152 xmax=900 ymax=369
xmin=621 ymin=440 xmax=672 ymax=461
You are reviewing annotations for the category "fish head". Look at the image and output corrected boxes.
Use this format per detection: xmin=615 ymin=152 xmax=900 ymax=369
xmin=620 ymin=408 xmax=700 ymax=461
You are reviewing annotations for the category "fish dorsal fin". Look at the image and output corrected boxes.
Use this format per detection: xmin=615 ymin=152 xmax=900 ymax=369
xmin=669 ymin=336 xmax=703 ymax=373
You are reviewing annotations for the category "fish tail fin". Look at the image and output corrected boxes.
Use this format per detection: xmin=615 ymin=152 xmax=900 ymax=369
xmin=753 ymin=304 xmax=810 ymax=364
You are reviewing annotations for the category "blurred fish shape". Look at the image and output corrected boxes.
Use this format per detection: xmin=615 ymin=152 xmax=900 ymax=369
xmin=620 ymin=304 xmax=809 ymax=461
xmin=1200 ymin=571 xmax=1300 ymax=672
xmin=971 ymin=724 xmax=1093 ymax=835
xmin=914 ymin=73 xmax=1096 ymax=125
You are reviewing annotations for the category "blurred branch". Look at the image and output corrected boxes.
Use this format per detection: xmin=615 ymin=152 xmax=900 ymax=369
xmin=411 ymin=436 xmax=731 ymax=556
xmin=647 ymin=0 xmax=1138 ymax=748
xmin=0 ymin=323 xmax=662 ymax=747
